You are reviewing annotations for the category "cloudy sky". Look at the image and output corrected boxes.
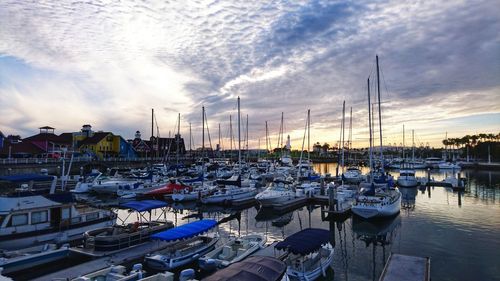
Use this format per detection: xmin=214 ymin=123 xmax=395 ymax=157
xmin=1 ymin=0 xmax=499 ymax=149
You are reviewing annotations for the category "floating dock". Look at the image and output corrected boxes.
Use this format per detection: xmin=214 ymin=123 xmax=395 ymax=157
xmin=33 ymin=240 xmax=170 ymax=281
xmin=379 ymin=253 xmax=430 ymax=281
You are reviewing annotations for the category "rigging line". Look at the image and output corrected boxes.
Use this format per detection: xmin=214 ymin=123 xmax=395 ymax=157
xmin=380 ymin=66 xmax=391 ymax=100
xmin=204 ymin=110 xmax=214 ymax=156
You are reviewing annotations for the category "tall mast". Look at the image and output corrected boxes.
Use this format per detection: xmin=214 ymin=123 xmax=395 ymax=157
xmin=151 ymin=108 xmax=154 ymax=162
xmin=176 ymin=113 xmax=180 ymax=167
xmin=202 ymin=106 xmax=205 ymax=157
xmin=341 ymin=101 xmax=345 ymax=172
xmin=246 ymin=114 xmax=249 ymax=162
xmin=403 ymin=124 xmax=405 ymax=166
xmin=230 ymin=115 xmax=233 ymax=160
xmin=348 ymin=107 xmax=352 ymax=164
xmin=265 ymin=121 xmax=269 ymax=152
xmin=307 ymin=109 xmax=310 ymax=161
xmin=237 ymin=96 xmax=241 ymax=174
xmin=367 ymin=78 xmax=373 ymax=183
xmin=218 ymin=123 xmax=221 ymax=155
xmin=412 ymin=129 xmax=415 ymax=163
xmin=376 ymin=55 xmax=384 ymax=172
xmin=189 ymin=122 xmax=192 ymax=153
xmin=280 ymin=112 xmax=284 ymax=156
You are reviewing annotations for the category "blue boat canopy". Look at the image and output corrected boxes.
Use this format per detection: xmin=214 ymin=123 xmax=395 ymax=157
xmin=275 ymin=228 xmax=331 ymax=255
xmin=0 ymin=174 xmax=55 ymax=182
xmin=152 ymin=219 xmax=217 ymax=242
xmin=120 ymin=200 xmax=167 ymax=212
xmin=202 ymin=256 xmax=286 ymax=281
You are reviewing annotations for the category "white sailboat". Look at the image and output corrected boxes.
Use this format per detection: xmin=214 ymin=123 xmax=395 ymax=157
xmin=353 ymin=56 xmax=401 ymax=219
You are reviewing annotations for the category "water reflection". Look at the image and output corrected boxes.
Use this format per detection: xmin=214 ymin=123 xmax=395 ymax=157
xmin=352 ymin=216 xmax=401 ymax=281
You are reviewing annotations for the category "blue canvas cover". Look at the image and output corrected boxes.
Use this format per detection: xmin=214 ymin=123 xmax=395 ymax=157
xmin=275 ymin=228 xmax=331 ymax=255
xmin=0 ymin=174 xmax=55 ymax=182
xmin=120 ymin=200 xmax=167 ymax=212
xmin=202 ymin=256 xmax=286 ymax=281
xmin=152 ymin=219 xmax=217 ymax=242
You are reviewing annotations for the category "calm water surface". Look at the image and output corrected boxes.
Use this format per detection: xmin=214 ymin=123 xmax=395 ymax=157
xmin=120 ymin=165 xmax=500 ymax=281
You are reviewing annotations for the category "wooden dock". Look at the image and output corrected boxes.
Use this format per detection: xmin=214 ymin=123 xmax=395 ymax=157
xmin=379 ymin=253 xmax=430 ymax=281
xmin=33 ymin=240 xmax=170 ymax=281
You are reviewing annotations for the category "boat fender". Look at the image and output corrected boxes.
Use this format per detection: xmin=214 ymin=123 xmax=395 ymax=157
xmin=180 ymin=268 xmax=195 ymax=281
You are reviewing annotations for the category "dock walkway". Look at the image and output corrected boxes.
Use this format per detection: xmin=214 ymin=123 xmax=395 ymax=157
xmin=379 ymin=253 xmax=430 ymax=281
xmin=33 ymin=240 xmax=169 ymax=281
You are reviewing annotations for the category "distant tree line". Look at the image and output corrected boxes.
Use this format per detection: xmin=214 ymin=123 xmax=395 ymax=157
xmin=443 ymin=133 xmax=500 ymax=161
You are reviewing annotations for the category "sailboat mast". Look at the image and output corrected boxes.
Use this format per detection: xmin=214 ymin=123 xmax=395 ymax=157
xmin=367 ymin=78 xmax=373 ymax=183
xmin=307 ymin=109 xmax=310 ymax=161
xmin=246 ymin=114 xmax=249 ymax=162
xmin=230 ymin=115 xmax=233 ymax=159
xmin=348 ymin=107 xmax=352 ymax=164
xmin=376 ymin=55 xmax=385 ymax=172
xmin=237 ymin=96 xmax=241 ymax=174
xmin=265 ymin=121 xmax=269 ymax=152
xmin=176 ymin=113 xmax=180 ymax=167
xmin=403 ymin=124 xmax=405 ymax=166
xmin=412 ymin=129 xmax=415 ymax=163
xmin=341 ymin=101 xmax=345 ymax=172
xmin=151 ymin=108 xmax=154 ymax=162
xmin=218 ymin=123 xmax=221 ymax=154
xmin=189 ymin=122 xmax=192 ymax=153
xmin=202 ymin=106 xmax=205 ymax=156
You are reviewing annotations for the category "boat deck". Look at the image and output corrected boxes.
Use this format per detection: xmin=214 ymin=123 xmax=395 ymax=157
xmin=250 ymin=241 xmax=287 ymax=260
xmin=379 ymin=253 xmax=430 ymax=281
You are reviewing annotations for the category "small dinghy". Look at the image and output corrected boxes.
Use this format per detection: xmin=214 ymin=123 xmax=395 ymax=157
xmin=145 ymin=219 xmax=219 ymax=271
xmin=198 ymin=234 xmax=266 ymax=270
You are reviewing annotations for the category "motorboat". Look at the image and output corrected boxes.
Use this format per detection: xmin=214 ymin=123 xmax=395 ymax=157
xmin=437 ymin=162 xmax=461 ymax=170
xmin=82 ymin=200 xmax=173 ymax=253
xmin=255 ymin=181 xmax=296 ymax=207
xmin=397 ymin=169 xmax=419 ymax=187
xmin=198 ymin=234 xmax=266 ymax=270
xmin=71 ymin=263 xmax=167 ymax=281
xmin=171 ymin=183 xmax=216 ymax=202
xmin=145 ymin=219 xmax=219 ymax=270
xmin=201 ymin=186 xmax=257 ymax=204
xmin=202 ymin=256 xmax=286 ymax=281
xmin=352 ymin=184 xmax=401 ymax=219
xmin=342 ymin=167 xmax=363 ymax=183
xmin=275 ymin=228 xmax=334 ymax=281
xmin=145 ymin=180 xmax=192 ymax=197
xmin=0 ymin=244 xmax=69 ymax=275
xmin=0 ymin=175 xmax=116 ymax=250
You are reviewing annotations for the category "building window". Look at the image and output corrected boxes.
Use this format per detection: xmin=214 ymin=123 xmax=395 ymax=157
xmin=10 ymin=213 xmax=28 ymax=226
xmin=32 ymin=210 xmax=48 ymax=224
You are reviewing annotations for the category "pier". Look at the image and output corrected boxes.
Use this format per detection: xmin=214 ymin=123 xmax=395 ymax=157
xmin=379 ymin=253 xmax=430 ymax=281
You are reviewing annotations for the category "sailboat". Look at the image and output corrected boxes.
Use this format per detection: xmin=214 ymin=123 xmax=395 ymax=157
xmin=352 ymin=56 xmax=401 ymax=219
xmin=397 ymin=128 xmax=418 ymax=187
xmin=201 ymin=97 xmax=257 ymax=204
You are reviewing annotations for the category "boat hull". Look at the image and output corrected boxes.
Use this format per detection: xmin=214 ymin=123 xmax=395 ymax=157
xmin=352 ymin=193 xmax=401 ymax=219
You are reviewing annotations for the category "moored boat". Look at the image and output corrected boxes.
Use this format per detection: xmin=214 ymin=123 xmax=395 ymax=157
xmin=198 ymin=234 xmax=266 ymax=270
xmin=275 ymin=228 xmax=334 ymax=281
xmin=202 ymin=256 xmax=286 ymax=281
xmin=145 ymin=219 xmax=219 ymax=271
xmin=352 ymin=184 xmax=401 ymax=219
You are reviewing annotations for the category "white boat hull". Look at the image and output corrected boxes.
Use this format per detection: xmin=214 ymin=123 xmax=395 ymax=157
xmin=397 ymin=178 xmax=419 ymax=187
xmin=352 ymin=192 xmax=401 ymax=219
xmin=0 ymin=219 xmax=116 ymax=250
xmin=201 ymin=189 xmax=257 ymax=204
xmin=286 ymin=246 xmax=334 ymax=281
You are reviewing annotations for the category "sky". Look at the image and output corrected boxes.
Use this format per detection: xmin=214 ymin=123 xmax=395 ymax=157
xmin=1 ymin=0 xmax=499 ymax=149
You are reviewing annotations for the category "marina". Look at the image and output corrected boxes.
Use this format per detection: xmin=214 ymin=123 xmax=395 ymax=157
xmin=0 ymin=163 xmax=498 ymax=281
xmin=0 ymin=2 xmax=499 ymax=280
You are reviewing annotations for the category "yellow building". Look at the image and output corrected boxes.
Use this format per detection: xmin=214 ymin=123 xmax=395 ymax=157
xmin=78 ymin=132 xmax=121 ymax=159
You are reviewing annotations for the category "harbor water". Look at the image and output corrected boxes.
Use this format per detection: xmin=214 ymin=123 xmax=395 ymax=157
xmin=10 ymin=165 xmax=499 ymax=281
xmin=162 ymin=165 xmax=500 ymax=281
